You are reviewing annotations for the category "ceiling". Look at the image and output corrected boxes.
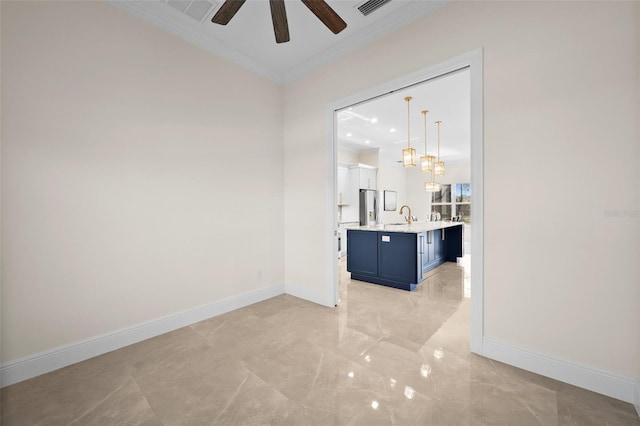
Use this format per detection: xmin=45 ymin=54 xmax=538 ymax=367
xmin=338 ymin=67 xmax=470 ymax=163
xmin=109 ymin=0 xmax=446 ymax=84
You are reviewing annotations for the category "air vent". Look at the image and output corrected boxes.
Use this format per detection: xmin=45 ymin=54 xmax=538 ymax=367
xmin=357 ymin=0 xmax=392 ymax=16
xmin=166 ymin=0 xmax=218 ymax=23
xmin=167 ymin=1 xmax=190 ymax=13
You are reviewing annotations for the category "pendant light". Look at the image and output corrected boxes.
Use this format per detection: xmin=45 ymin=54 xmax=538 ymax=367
xmin=402 ymin=96 xmax=416 ymax=167
xmin=434 ymin=120 xmax=445 ymax=176
xmin=424 ymin=170 xmax=441 ymax=192
xmin=420 ymin=110 xmax=435 ymax=173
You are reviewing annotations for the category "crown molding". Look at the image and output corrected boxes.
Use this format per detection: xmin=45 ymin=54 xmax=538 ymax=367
xmin=107 ymin=1 xmax=285 ymax=85
xmin=107 ymin=0 xmax=446 ymax=86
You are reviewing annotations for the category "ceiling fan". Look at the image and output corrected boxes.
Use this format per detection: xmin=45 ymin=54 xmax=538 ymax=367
xmin=211 ymin=0 xmax=347 ymax=44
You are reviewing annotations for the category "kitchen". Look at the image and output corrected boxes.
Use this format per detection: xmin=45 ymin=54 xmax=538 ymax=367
xmin=336 ymin=68 xmax=471 ymax=292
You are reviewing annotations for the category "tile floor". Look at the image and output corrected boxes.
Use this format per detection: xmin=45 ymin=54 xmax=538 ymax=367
xmin=1 ymin=257 xmax=639 ymax=425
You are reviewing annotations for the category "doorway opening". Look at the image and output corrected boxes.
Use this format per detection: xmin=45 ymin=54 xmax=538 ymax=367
xmin=326 ymin=50 xmax=484 ymax=354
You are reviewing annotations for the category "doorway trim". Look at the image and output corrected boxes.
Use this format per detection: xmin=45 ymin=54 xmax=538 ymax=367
xmin=325 ymin=49 xmax=484 ymax=354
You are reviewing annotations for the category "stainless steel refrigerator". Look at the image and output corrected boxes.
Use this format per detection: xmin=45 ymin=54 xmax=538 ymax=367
xmin=359 ymin=189 xmax=378 ymax=226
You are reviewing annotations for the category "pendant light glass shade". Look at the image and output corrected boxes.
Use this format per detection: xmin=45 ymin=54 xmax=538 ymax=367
xmin=402 ymin=96 xmax=416 ymax=167
xmin=403 ymin=147 xmax=416 ymax=167
xmin=434 ymin=120 xmax=445 ymax=177
xmin=420 ymin=155 xmax=435 ymax=173
xmin=425 ymin=169 xmax=440 ymax=192
xmin=425 ymin=156 xmax=439 ymax=192
xmin=420 ymin=110 xmax=433 ymax=173
xmin=424 ymin=181 xmax=441 ymax=192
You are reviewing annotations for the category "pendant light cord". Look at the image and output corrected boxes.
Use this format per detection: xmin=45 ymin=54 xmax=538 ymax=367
xmin=405 ymin=96 xmax=412 ymax=149
xmin=436 ymin=120 xmax=441 ymax=161
xmin=423 ymin=110 xmax=428 ymax=154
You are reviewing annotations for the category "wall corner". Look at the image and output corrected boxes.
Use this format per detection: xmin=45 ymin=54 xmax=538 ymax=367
xmin=634 ymin=377 xmax=640 ymax=418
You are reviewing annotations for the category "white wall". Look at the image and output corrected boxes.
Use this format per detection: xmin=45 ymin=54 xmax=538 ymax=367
xmin=284 ymin=0 xmax=639 ymax=382
xmin=337 ymin=148 xmax=358 ymax=165
xmin=0 ymin=0 xmax=4 ymax=373
xmin=377 ymin=157 xmax=408 ymax=224
xmin=1 ymin=1 xmax=284 ymax=363
xmin=634 ymin=2 xmax=640 ymax=415
xmin=357 ymin=148 xmax=379 ymax=168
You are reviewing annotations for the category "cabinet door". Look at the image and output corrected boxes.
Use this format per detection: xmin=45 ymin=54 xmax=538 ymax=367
xmin=347 ymin=230 xmax=378 ymax=277
xmin=359 ymin=168 xmax=377 ymax=190
xmin=420 ymin=232 xmax=429 ymax=277
xmin=378 ymin=232 xmax=418 ymax=284
xmin=421 ymin=231 xmax=439 ymax=275
xmin=427 ymin=231 xmax=435 ymax=263
xmin=433 ymin=229 xmax=443 ymax=262
xmin=337 ymin=166 xmax=350 ymax=205
xmin=368 ymin=169 xmax=377 ymax=190
xmin=444 ymin=225 xmax=464 ymax=261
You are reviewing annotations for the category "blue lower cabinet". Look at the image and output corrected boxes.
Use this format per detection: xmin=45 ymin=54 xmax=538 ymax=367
xmin=377 ymin=232 xmax=419 ymax=290
xmin=420 ymin=231 xmax=431 ymax=275
xmin=347 ymin=230 xmax=378 ymax=277
xmin=421 ymin=230 xmax=444 ymax=276
xmin=434 ymin=229 xmax=444 ymax=262
xmin=347 ymin=225 xmax=463 ymax=291
xmin=444 ymin=225 xmax=463 ymax=261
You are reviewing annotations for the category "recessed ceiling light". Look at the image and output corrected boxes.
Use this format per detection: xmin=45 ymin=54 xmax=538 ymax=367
xmin=365 ymin=140 xmax=371 ymax=144
xmin=370 ymin=117 xmax=378 ymax=123
xmin=346 ymin=133 xmax=352 ymax=137
xmin=390 ymin=128 xmax=396 ymax=133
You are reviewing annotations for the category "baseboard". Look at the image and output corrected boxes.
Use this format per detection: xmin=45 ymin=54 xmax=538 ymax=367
xmin=482 ymin=337 xmax=636 ymax=404
xmin=285 ymin=283 xmax=334 ymax=308
xmin=0 ymin=283 xmax=285 ymax=388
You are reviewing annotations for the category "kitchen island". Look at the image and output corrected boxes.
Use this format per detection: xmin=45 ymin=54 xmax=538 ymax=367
xmin=347 ymin=222 xmax=464 ymax=291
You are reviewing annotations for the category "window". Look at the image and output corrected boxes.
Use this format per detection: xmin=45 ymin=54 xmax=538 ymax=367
xmin=430 ymin=184 xmax=451 ymax=219
xmin=432 ymin=184 xmax=451 ymax=204
xmin=455 ymin=183 xmax=471 ymax=223
xmin=455 ymin=183 xmax=471 ymax=203
xmin=430 ymin=183 xmax=471 ymax=223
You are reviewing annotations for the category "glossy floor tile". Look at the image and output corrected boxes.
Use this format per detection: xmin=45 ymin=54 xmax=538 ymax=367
xmin=2 ymin=257 xmax=639 ymax=425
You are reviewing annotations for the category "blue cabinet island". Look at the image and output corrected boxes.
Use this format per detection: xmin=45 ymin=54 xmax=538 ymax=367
xmin=347 ymin=222 xmax=464 ymax=291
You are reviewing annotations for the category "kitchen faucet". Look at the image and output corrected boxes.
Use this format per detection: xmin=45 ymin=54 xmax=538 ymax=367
xmin=399 ymin=205 xmax=412 ymax=224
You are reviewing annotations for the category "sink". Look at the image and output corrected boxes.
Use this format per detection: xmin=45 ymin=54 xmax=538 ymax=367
xmin=383 ymin=223 xmax=413 ymax=230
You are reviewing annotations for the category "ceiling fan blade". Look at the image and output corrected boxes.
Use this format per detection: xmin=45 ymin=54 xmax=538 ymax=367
xmin=269 ymin=0 xmax=290 ymax=43
xmin=211 ymin=0 xmax=247 ymax=25
xmin=300 ymin=0 xmax=347 ymax=34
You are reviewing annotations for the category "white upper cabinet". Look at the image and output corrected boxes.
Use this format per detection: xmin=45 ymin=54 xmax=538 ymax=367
xmin=359 ymin=167 xmax=377 ymax=190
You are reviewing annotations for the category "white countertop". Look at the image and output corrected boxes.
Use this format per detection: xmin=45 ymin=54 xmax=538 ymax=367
xmin=350 ymin=221 xmax=464 ymax=233
xmin=338 ymin=221 xmax=361 ymax=229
